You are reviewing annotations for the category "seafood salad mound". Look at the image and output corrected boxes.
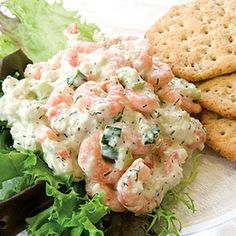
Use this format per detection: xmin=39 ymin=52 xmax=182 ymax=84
xmin=0 ymin=23 xmax=206 ymax=215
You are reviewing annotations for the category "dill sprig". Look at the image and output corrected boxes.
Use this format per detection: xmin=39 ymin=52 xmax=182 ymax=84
xmin=147 ymin=154 xmax=201 ymax=235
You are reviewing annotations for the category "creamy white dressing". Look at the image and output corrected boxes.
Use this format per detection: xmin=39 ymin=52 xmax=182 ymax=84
xmin=0 ymin=30 xmax=205 ymax=214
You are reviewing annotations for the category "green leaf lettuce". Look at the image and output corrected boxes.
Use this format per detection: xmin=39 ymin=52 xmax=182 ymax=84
xmin=0 ymin=0 xmax=99 ymax=62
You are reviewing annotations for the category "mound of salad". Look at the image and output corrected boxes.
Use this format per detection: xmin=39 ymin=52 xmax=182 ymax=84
xmin=0 ymin=0 xmax=206 ymax=235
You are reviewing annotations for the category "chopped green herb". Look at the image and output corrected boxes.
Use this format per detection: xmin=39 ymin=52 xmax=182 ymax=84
xmin=113 ymin=108 xmax=124 ymax=122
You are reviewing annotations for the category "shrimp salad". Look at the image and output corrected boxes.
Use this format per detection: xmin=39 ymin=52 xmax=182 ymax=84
xmin=0 ymin=23 xmax=206 ymax=215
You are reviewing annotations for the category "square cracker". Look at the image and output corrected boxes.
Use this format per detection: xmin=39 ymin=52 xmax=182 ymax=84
xmin=197 ymin=73 xmax=236 ymax=119
xmin=146 ymin=0 xmax=236 ymax=82
xmin=201 ymin=110 xmax=236 ymax=162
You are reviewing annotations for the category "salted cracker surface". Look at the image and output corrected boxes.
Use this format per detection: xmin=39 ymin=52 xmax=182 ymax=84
xmin=146 ymin=0 xmax=236 ymax=81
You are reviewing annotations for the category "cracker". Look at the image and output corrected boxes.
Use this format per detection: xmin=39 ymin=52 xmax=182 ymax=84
xmin=201 ymin=110 xmax=236 ymax=162
xmin=198 ymin=73 xmax=236 ymax=118
xmin=146 ymin=0 xmax=236 ymax=82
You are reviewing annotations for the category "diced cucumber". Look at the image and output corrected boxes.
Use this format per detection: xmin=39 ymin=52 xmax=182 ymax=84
xmin=32 ymin=82 xmax=53 ymax=100
xmin=123 ymin=150 xmax=133 ymax=168
xmin=67 ymin=69 xmax=87 ymax=87
xmin=142 ymin=124 xmax=160 ymax=145
xmin=117 ymin=67 xmax=145 ymax=90
xmin=101 ymin=126 xmax=121 ymax=161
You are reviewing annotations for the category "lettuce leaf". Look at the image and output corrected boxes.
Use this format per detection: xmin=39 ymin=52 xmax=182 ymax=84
xmin=26 ymin=184 xmax=109 ymax=236
xmin=0 ymin=0 xmax=99 ymax=62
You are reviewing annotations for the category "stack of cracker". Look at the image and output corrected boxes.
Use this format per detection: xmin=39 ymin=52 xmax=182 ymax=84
xmin=146 ymin=0 xmax=236 ymax=162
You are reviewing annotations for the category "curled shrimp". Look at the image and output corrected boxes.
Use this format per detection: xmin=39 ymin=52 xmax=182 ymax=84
xmin=73 ymin=41 xmax=101 ymax=54
xmin=86 ymin=179 xmax=125 ymax=212
xmin=145 ymin=59 xmax=173 ymax=89
xmin=157 ymin=85 xmax=202 ymax=114
xmin=120 ymin=36 xmax=152 ymax=54
xmin=35 ymin=125 xmax=58 ymax=144
xmin=67 ymin=22 xmax=78 ymax=34
xmin=24 ymin=64 xmax=42 ymax=80
xmin=187 ymin=128 xmax=206 ymax=151
xmin=78 ymin=131 xmax=124 ymax=185
xmin=60 ymin=48 xmax=78 ymax=67
xmin=74 ymin=81 xmax=104 ymax=100
xmin=125 ymin=84 xmax=158 ymax=113
xmin=47 ymin=51 xmax=63 ymax=70
xmin=75 ymin=81 xmax=125 ymax=117
xmin=117 ymin=158 xmax=158 ymax=215
xmin=46 ymin=85 xmax=74 ymax=120
xmin=131 ymin=52 xmax=153 ymax=73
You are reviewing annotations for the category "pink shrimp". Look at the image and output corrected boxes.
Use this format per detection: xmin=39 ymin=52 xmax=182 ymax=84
xmin=117 ymin=158 xmax=158 ymax=214
xmin=187 ymin=128 xmax=206 ymax=151
xmin=74 ymin=41 xmax=101 ymax=54
xmin=56 ymin=150 xmax=71 ymax=159
xmin=145 ymin=60 xmax=173 ymax=89
xmin=24 ymin=64 xmax=42 ymax=80
xmin=47 ymin=51 xmax=63 ymax=70
xmin=75 ymin=81 xmax=125 ymax=117
xmin=74 ymin=81 xmax=104 ymax=98
xmin=46 ymin=85 xmax=74 ymax=120
xmin=35 ymin=125 xmax=58 ymax=144
xmin=78 ymin=131 xmax=124 ymax=185
xmin=67 ymin=22 xmax=78 ymax=34
xmin=131 ymin=52 xmax=153 ymax=73
xmin=125 ymin=84 xmax=158 ymax=113
xmin=101 ymin=80 xmax=125 ymax=98
xmin=157 ymin=85 xmax=202 ymax=114
xmin=121 ymin=36 xmax=152 ymax=54
xmin=100 ymin=81 xmax=125 ymax=116
xmin=61 ymin=48 xmax=78 ymax=67
xmin=86 ymin=179 xmax=126 ymax=212
xmin=163 ymin=151 xmax=179 ymax=175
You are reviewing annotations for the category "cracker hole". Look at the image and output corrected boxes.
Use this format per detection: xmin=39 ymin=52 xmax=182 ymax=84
xmin=162 ymin=42 xmax=167 ymax=46
xmin=227 ymin=84 xmax=232 ymax=88
xmin=210 ymin=55 xmax=217 ymax=61
xmin=224 ymin=23 xmax=229 ymax=29
xmin=220 ymin=131 xmax=225 ymax=136
xmin=165 ymin=55 xmax=170 ymax=60
xmin=190 ymin=62 xmax=195 ymax=67
xmin=204 ymin=89 xmax=210 ymax=92
xmin=186 ymin=47 xmax=190 ymax=52
xmin=207 ymin=19 xmax=214 ymax=24
xmin=216 ymin=1 xmax=224 ymax=6
xmin=202 ymin=29 xmax=209 ymax=35
xmin=179 ymin=23 xmax=184 ymax=27
xmin=228 ymin=36 xmax=233 ymax=43
xmin=181 ymin=35 xmax=187 ymax=41
xmin=206 ymin=41 xmax=212 ymax=47
xmin=227 ymin=49 xmax=233 ymax=54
